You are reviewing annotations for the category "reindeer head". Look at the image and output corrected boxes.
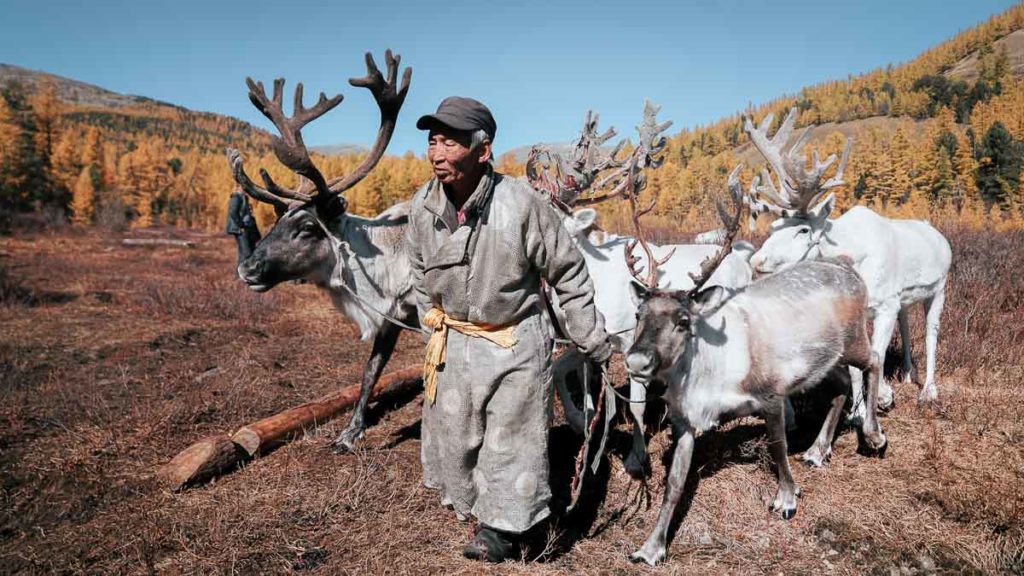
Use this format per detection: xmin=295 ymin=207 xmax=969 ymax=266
xmin=625 ymin=166 xmax=744 ymax=384
xmin=742 ymin=108 xmax=851 ymax=275
xmin=229 ymin=50 xmax=411 ymax=291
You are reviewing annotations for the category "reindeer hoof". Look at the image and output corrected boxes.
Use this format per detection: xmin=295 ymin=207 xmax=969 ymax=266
xmin=624 ymin=450 xmax=651 ymax=479
xmin=331 ymin=428 xmax=365 ymax=453
xmin=877 ymin=383 xmax=896 ymax=412
xmin=629 ymin=544 xmax=666 ymax=566
xmin=869 ymin=436 xmax=888 ymax=458
xmin=917 ymin=386 xmax=939 ymax=409
xmin=857 ymin=430 xmax=887 ymax=458
xmin=771 ymin=488 xmax=799 ymax=519
xmin=801 ymin=446 xmax=831 ymax=468
xmin=770 ymin=501 xmax=799 ymax=520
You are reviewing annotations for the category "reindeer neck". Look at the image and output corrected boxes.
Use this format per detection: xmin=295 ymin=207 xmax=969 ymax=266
xmin=330 ymin=214 xmax=412 ymax=298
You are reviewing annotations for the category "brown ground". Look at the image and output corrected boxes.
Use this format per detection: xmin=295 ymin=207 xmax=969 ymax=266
xmin=0 ymin=225 xmax=1022 ymax=575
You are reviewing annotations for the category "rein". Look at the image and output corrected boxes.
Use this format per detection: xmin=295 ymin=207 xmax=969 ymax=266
xmin=568 ymin=361 xmax=616 ymax=511
xmin=323 ymin=219 xmax=429 ymax=335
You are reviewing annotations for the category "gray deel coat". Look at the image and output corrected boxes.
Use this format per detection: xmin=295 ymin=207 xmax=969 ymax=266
xmin=404 ymin=165 xmax=608 ymax=357
xmin=404 ymin=165 xmax=608 ymax=532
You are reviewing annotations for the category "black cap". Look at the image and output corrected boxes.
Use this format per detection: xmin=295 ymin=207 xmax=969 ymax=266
xmin=416 ymin=96 xmax=496 ymax=141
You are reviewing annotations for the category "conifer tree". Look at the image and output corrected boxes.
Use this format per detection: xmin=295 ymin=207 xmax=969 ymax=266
xmin=29 ymin=80 xmax=61 ymax=162
xmin=0 ymin=96 xmax=23 ymax=225
xmin=976 ymin=121 xmax=1023 ymax=212
xmin=71 ymin=166 xmax=95 ymax=225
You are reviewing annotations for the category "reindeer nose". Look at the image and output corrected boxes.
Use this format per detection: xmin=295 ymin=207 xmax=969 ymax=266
xmin=625 ymin=351 xmax=658 ymax=380
xmin=750 ymin=254 xmax=771 ymax=275
xmin=238 ymin=257 xmax=264 ymax=281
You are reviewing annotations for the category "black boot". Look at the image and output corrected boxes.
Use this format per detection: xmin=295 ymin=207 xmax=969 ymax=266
xmin=463 ymin=525 xmax=517 ymax=562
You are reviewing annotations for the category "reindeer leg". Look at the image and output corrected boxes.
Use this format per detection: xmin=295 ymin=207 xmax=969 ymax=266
xmin=898 ymin=308 xmax=919 ymax=384
xmin=871 ymin=304 xmax=899 ymax=411
xmin=919 ymin=287 xmax=945 ymax=406
xmin=764 ymin=397 xmax=799 ymax=519
xmin=332 ymin=321 xmax=401 ymax=453
xmin=801 ymin=393 xmax=846 ymax=468
xmin=630 ymin=421 xmax=694 ymax=566
xmin=858 ymin=351 xmax=888 ymax=454
xmin=847 ymin=366 xmax=866 ymax=424
xmin=624 ymin=375 xmax=651 ymax=477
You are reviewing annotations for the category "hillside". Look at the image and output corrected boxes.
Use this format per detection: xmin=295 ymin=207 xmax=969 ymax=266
xmin=0 ymin=63 xmax=272 ymax=156
xmin=593 ymin=3 xmax=1024 ymax=235
xmin=946 ymin=27 xmax=1024 ymax=81
xmin=2 ymin=4 xmax=1024 ymax=233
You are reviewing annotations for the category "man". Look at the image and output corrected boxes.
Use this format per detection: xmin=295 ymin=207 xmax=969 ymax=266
xmin=225 ymin=187 xmax=261 ymax=266
xmin=404 ymin=96 xmax=612 ymax=562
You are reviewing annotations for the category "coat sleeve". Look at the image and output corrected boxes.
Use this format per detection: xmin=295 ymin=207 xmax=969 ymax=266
xmin=523 ymin=192 xmax=610 ymax=360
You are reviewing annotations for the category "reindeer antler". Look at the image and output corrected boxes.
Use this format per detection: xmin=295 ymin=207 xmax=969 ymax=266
xmin=743 ymin=107 xmax=852 ymax=214
xmin=326 ymin=50 xmax=411 ymax=194
xmin=244 ymin=76 xmax=343 ymax=199
xmin=526 ymin=110 xmax=628 ymax=208
xmin=586 ymin=100 xmax=674 ymax=206
xmin=687 ymin=165 xmax=745 ymax=295
xmin=229 ymin=50 xmax=411 ymax=216
xmin=618 ymin=101 xmax=676 ymax=289
xmin=623 ymin=175 xmax=674 ymax=289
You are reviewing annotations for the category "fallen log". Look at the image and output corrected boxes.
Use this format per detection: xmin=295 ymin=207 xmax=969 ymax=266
xmin=159 ymin=366 xmax=422 ymax=490
xmin=122 ymin=238 xmax=196 ymax=248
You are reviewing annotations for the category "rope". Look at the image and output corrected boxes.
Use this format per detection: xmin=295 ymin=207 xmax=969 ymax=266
xmin=568 ymin=361 xmax=606 ymax=510
xmin=334 ymin=278 xmax=429 ymax=335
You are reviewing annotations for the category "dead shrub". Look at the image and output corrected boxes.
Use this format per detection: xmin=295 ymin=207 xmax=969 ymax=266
xmin=131 ymin=271 xmax=281 ymax=327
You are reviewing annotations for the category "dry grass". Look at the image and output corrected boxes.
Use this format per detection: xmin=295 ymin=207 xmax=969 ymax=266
xmin=0 ymin=225 xmax=1021 ymax=574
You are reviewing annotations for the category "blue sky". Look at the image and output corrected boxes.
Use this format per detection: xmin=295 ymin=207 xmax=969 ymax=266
xmin=1 ymin=0 xmax=1019 ymax=156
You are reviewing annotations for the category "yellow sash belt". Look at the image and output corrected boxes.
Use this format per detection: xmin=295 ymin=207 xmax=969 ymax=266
xmin=422 ymin=307 xmax=518 ymax=404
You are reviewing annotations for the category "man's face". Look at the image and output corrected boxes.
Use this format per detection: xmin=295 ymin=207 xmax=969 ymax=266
xmin=427 ymin=126 xmax=490 ymax=188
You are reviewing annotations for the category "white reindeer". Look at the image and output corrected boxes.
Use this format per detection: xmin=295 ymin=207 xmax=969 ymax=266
xmin=551 ymin=207 xmax=753 ymax=473
xmin=692 ymin=227 xmax=727 ymax=244
xmin=744 ymin=109 xmax=952 ymax=416
xmin=623 ymin=168 xmax=888 ymax=566
xmin=528 ymin=105 xmax=754 ymax=474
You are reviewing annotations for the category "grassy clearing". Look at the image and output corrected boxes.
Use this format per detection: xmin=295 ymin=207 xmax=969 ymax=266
xmin=0 ymin=226 xmax=1021 ymax=574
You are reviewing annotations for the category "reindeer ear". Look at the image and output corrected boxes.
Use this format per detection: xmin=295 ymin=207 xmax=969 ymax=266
xmin=319 ymin=195 xmax=349 ymax=221
xmin=808 ymin=193 xmax=834 ymax=223
xmin=571 ymin=209 xmax=598 ymax=234
xmin=690 ymin=285 xmax=727 ymax=314
xmin=628 ymin=280 xmax=647 ymax=306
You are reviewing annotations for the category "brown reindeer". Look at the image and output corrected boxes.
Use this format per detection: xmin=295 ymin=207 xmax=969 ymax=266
xmin=227 ymin=50 xmax=417 ymax=452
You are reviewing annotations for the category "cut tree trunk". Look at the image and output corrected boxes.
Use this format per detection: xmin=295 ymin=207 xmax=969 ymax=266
xmin=158 ymin=366 xmax=422 ymax=490
xmin=122 ymin=238 xmax=196 ymax=248
xmin=231 ymin=366 xmax=422 ymax=456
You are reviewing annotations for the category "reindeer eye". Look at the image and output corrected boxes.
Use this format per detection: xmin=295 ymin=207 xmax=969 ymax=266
xmin=796 ymin=228 xmax=810 ymax=235
xmin=300 ymin=221 xmax=319 ymax=235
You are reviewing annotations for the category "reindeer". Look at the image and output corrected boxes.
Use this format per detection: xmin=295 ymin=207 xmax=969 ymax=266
xmin=744 ymin=108 xmax=952 ymax=415
xmin=227 ymin=50 xmax=421 ymax=453
xmin=229 ymin=51 xmax=586 ymax=453
xmin=692 ymin=227 xmax=728 ymax=244
xmin=624 ymin=166 xmax=888 ymax=566
xmin=529 ymin=104 xmax=754 ymax=475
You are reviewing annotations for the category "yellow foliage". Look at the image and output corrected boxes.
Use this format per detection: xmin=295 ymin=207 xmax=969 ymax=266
xmin=71 ymin=167 xmax=95 ymax=225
